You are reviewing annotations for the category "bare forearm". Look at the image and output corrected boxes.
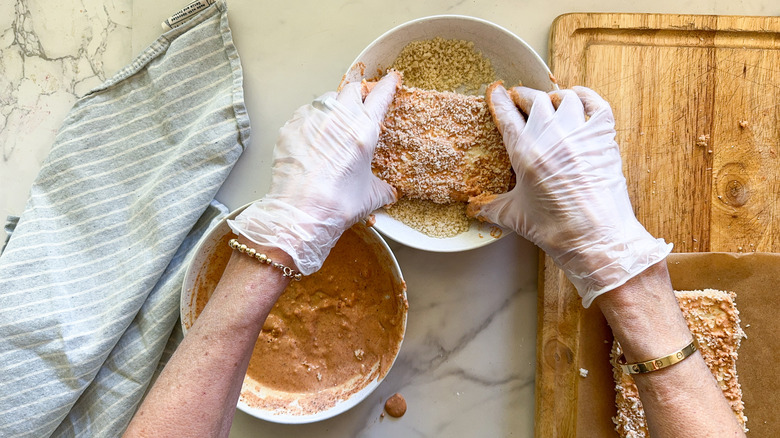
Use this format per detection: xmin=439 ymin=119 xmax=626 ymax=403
xmin=595 ymin=261 xmax=745 ymax=437
xmin=124 ymin=242 xmax=292 ymax=438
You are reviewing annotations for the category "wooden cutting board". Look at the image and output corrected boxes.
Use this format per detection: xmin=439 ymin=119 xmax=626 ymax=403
xmin=537 ymin=13 xmax=780 ymax=437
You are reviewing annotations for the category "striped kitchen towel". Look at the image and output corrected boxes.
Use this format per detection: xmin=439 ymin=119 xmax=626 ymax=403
xmin=0 ymin=1 xmax=249 ymax=436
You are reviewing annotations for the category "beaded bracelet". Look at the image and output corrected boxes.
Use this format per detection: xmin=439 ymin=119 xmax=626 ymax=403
xmin=228 ymin=238 xmax=303 ymax=281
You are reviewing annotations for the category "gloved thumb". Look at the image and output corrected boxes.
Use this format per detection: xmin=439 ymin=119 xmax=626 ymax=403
xmin=467 ymin=190 xmax=521 ymax=231
xmin=363 ymin=71 xmax=402 ymax=125
xmin=369 ymin=176 xmax=398 ymax=211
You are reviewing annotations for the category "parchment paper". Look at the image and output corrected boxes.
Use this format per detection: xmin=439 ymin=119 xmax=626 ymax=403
xmin=575 ymin=252 xmax=780 ymax=437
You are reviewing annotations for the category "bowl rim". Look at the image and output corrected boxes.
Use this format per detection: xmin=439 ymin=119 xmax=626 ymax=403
xmin=350 ymin=14 xmax=554 ymax=82
xmin=372 ymin=208 xmax=510 ymax=253
xmin=180 ymin=204 xmax=408 ymax=424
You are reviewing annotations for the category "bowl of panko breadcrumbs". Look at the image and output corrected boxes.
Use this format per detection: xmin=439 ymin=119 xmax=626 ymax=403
xmin=342 ymin=15 xmax=558 ymax=252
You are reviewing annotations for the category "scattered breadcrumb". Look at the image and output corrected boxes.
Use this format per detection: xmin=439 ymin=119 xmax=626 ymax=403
xmin=579 ymin=368 xmax=589 ymax=378
xmin=390 ymin=37 xmax=495 ymax=94
xmin=696 ymin=134 xmax=710 ymax=147
xmin=739 ymin=120 xmax=749 ymax=129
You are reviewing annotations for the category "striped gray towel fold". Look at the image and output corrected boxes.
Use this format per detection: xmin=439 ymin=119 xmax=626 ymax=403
xmin=0 ymin=1 xmax=248 ymax=436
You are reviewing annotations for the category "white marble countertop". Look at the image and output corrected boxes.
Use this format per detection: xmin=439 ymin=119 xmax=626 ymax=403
xmin=2 ymin=0 xmax=777 ymax=437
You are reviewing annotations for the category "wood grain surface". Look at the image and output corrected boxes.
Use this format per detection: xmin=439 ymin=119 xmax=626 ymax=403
xmin=537 ymin=13 xmax=780 ymax=437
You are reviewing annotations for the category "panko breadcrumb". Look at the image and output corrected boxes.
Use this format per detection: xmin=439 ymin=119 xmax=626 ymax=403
xmin=385 ymin=200 xmax=471 ymax=238
xmin=390 ymin=37 xmax=496 ymax=94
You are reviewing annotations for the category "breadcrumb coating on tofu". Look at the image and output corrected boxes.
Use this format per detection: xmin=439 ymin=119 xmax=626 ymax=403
xmin=371 ymin=85 xmax=512 ymax=204
xmin=611 ymin=289 xmax=747 ymax=437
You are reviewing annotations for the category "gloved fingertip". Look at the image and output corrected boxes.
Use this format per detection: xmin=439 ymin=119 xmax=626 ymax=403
xmin=549 ymin=92 xmax=562 ymax=109
xmin=485 ymin=80 xmax=507 ymax=106
xmin=367 ymin=176 xmax=398 ymax=211
xmin=384 ymin=69 xmax=403 ymax=87
xmin=571 ymin=86 xmax=612 ymax=118
xmin=509 ymin=86 xmax=553 ymax=117
xmin=380 ymin=179 xmax=399 ymax=205
xmin=570 ymin=85 xmax=596 ymax=96
xmin=548 ymin=89 xmax=577 ymax=109
xmin=548 ymin=89 xmax=586 ymax=123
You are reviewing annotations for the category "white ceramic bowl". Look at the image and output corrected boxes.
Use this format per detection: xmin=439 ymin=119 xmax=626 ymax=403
xmin=180 ymin=205 xmax=407 ymax=423
xmin=344 ymin=15 xmax=558 ymax=252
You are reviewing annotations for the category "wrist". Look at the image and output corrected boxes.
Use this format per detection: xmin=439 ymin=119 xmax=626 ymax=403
xmin=228 ymin=198 xmax=345 ymax=275
xmin=231 ymin=236 xmax=300 ymax=281
xmin=204 ymin=237 xmax=293 ymax=330
xmin=560 ymin=227 xmax=673 ymax=308
xmin=595 ymin=260 xmax=693 ymax=362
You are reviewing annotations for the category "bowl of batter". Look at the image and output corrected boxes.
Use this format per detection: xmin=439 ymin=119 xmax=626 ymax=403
xmin=180 ymin=204 xmax=408 ymax=423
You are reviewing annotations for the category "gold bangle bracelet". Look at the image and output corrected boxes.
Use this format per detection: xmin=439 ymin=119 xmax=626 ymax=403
xmin=228 ymin=239 xmax=303 ymax=281
xmin=617 ymin=338 xmax=699 ymax=375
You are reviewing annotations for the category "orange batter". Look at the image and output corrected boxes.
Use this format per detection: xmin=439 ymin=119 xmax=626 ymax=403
xmin=192 ymin=225 xmax=407 ymax=413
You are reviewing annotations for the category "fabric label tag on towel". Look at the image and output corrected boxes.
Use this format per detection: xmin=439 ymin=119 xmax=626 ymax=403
xmin=161 ymin=0 xmax=216 ymax=30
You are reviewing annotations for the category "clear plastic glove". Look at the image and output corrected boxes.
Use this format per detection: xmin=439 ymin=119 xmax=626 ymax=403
xmin=228 ymin=72 xmax=401 ymax=275
xmin=473 ymin=84 xmax=672 ymax=307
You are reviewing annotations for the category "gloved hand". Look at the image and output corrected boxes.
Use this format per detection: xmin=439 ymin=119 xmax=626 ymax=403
xmin=228 ymin=72 xmax=401 ymax=275
xmin=472 ymin=83 xmax=672 ymax=307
